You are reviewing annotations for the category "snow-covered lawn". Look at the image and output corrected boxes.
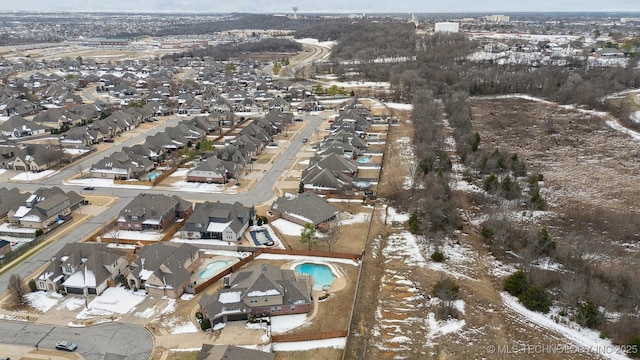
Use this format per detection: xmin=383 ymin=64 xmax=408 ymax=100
xmin=272 ymin=337 xmax=346 ymax=351
xmin=271 ymin=218 xmax=303 ymax=236
xmin=68 ymin=177 xmax=152 ymax=190
xmin=103 ymin=230 xmax=162 ymax=241
xmin=385 ymin=102 xmax=413 ymax=110
xmin=25 ymin=291 xmax=62 ymax=312
xmin=270 ymin=313 xmax=308 ymax=334
xmin=77 ymin=287 xmax=146 ymax=319
xmin=10 ymin=170 xmax=57 ymax=181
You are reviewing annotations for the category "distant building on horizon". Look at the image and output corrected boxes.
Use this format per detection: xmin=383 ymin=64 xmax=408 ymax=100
xmin=485 ymin=14 xmax=510 ymax=23
xmin=435 ymin=22 xmax=460 ymax=33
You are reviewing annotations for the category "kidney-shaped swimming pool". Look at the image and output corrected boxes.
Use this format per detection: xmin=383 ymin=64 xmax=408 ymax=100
xmin=294 ymin=263 xmax=336 ymax=291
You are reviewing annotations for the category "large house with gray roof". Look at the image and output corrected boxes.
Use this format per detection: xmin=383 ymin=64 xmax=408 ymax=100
xmin=126 ymin=242 xmax=200 ymax=298
xmin=34 ymin=242 xmax=130 ymax=294
xmin=199 ymin=264 xmax=312 ymax=325
xmin=181 ymin=201 xmax=252 ymax=241
xmin=7 ymin=187 xmax=84 ymax=229
xmin=270 ymin=192 xmax=339 ymax=230
xmin=117 ymin=193 xmax=193 ymax=231
xmin=11 ymin=144 xmax=61 ymax=172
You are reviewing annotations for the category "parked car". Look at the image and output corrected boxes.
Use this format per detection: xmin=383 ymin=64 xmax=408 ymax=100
xmin=103 ymin=138 xmax=115 ymax=143
xmin=83 ymin=186 xmax=95 ymax=191
xmin=302 ymin=137 xmax=308 ymax=143
xmin=55 ymin=341 xmax=77 ymax=351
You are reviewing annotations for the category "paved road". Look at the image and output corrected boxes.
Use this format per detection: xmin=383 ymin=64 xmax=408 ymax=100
xmin=0 ymin=113 xmax=325 ymax=288
xmin=0 ymin=322 xmax=152 ymax=360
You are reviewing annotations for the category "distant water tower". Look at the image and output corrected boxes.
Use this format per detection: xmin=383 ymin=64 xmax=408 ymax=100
xmin=292 ymin=6 xmax=299 ymax=19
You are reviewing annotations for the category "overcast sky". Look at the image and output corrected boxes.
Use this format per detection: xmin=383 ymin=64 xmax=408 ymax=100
xmin=4 ymin=0 xmax=639 ymax=13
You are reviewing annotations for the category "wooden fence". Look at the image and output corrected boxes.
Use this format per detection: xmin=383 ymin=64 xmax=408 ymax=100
xmin=192 ymin=248 xmax=362 ymax=294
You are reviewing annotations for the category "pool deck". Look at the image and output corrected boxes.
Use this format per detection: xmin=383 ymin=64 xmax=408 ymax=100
xmin=282 ymin=260 xmax=347 ymax=294
xmin=191 ymin=255 xmax=239 ymax=284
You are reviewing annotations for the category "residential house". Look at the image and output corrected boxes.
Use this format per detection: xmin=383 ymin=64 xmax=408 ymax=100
xmin=126 ymin=242 xmax=201 ymax=298
xmin=186 ymin=157 xmax=236 ymax=184
xmin=0 ymin=115 xmax=47 ymax=138
xmin=33 ymin=108 xmax=82 ymax=128
xmin=0 ymin=97 xmax=41 ymax=117
xmin=90 ymin=152 xmax=154 ymax=180
xmin=0 ymin=187 xmax=30 ymax=219
xmin=199 ymin=264 xmax=312 ymax=325
xmin=60 ymin=126 xmax=104 ymax=147
xmin=34 ymin=243 xmax=130 ymax=294
xmin=300 ymin=167 xmax=355 ymax=195
xmin=7 ymin=187 xmax=84 ymax=229
xmin=180 ymin=201 xmax=252 ymax=241
xmin=12 ymin=144 xmax=61 ymax=171
xmin=0 ymin=145 xmax=19 ymax=169
xmin=117 ymin=193 xmax=192 ymax=231
xmin=270 ymin=192 xmax=339 ymax=230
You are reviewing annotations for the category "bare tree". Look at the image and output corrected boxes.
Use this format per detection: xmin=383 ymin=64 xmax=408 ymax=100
xmin=322 ymin=223 xmax=342 ymax=252
xmin=7 ymin=274 xmax=26 ymax=306
xmin=107 ymin=226 xmax=121 ymax=245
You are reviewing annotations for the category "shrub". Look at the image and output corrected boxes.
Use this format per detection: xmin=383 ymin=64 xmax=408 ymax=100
xmin=257 ymin=217 xmax=263 ymax=226
xmin=35 ymin=229 xmax=44 ymax=237
xmin=431 ymin=251 xmax=445 ymax=262
xmin=530 ymin=188 xmax=547 ymax=210
xmin=483 ymin=173 xmax=499 ymax=193
xmin=518 ymin=285 xmax=551 ymax=313
xmin=504 ymin=270 xmax=529 ymax=297
xmin=408 ymin=212 xmax=421 ymax=234
xmin=200 ymin=317 xmax=211 ymax=331
xmin=28 ymin=279 xmax=37 ymax=292
xmin=432 ymin=277 xmax=460 ymax=301
xmin=480 ymin=226 xmax=494 ymax=240
xmin=261 ymin=216 xmax=269 ymax=224
xmin=575 ymin=301 xmax=602 ymax=329
xmin=471 ymin=132 xmax=481 ymax=152
xmin=535 ymin=227 xmax=556 ymax=256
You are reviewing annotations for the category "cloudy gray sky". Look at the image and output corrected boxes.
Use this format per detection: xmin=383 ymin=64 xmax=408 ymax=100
xmin=3 ymin=0 xmax=639 ymax=13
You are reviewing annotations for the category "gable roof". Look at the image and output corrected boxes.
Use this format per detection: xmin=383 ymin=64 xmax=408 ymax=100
xmin=271 ymin=192 xmax=339 ymax=225
xmin=199 ymin=264 xmax=311 ymax=320
xmin=184 ymin=201 xmax=251 ymax=235
xmin=130 ymin=243 xmax=198 ymax=289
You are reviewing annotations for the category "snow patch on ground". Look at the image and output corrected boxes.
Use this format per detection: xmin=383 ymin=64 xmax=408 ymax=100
xmin=25 ymin=291 xmax=59 ymax=312
xmin=501 ymin=292 xmax=629 ymax=360
xmin=77 ymin=287 xmax=146 ymax=319
xmin=272 ymin=337 xmax=346 ymax=351
xmin=339 ymin=212 xmax=370 ymax=226
xmin=270 ymin=314 xmax=308 ymax=334
xmin=271 ymin=218 xmax=303 ymax=236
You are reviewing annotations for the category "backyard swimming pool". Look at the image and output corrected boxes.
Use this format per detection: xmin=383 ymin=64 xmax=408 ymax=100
xmin=249 ymin=229 xmax=274 ymax=246
xmin=199 ymin=260 xmax=234 ymax=279
xmin=357 ymin=156 xmax=372 ymax=163
xmin=146 ymin=172 xmax=162 ymax=181
xmin=294 ymin=263 xmax=336 ymax=291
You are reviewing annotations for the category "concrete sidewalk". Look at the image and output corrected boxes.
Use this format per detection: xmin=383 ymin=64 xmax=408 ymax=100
xmin=0 ymin=344 xmax=83 ymax=360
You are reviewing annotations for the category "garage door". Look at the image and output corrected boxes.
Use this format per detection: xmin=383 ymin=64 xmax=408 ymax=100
xmin=65 ymin=287 xmax=84 ymax=294
xmin=227 ymin=313 xmax=249 ymax=322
